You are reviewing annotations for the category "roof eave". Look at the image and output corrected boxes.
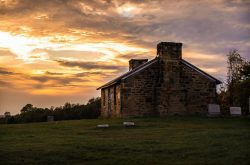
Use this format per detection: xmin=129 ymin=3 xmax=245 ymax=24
xmin=181 ymin=59 xmax=222 ymax=84
xmin=96 ymin=58 xmax=158 ymax=90
xmin=96 ymin=80 xmax=120 ymax=90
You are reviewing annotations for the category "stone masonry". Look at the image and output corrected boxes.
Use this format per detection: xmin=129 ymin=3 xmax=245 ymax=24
xmin=97 ymin=42 xmax=221 ymax=118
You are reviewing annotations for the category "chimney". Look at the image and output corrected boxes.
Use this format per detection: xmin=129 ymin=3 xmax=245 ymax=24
xmin=156 ymin=42 xmax=183 ymax=87
xmin=156 ymin=42 xmax=186 ymax=114
xmin=157 ymin=42 xmax=182 ymax=60
xmin=129 ymin=59 xmax=148 ymax=71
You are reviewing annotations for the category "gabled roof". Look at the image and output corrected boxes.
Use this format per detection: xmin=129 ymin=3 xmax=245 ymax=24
xmin=97 ymin=57 xmax=221 ymax=90
xmin=181 ymin=59 xmax=222 ymax=84
xmin=97 ymin=58 xmax=159 ymax=90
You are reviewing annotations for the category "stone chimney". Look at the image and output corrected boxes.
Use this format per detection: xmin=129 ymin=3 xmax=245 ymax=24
xmin=156 ymin=42 xmax=186 ymax=115
xmin=157 ymin=42 xmax=182 ymax=60
xmin=129 ymin=59 xmax=148 ymax=71
xmin=156 ymin=42 xmax=183 ymax=85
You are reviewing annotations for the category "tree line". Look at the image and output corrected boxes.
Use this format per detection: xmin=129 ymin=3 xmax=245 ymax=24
xmin=1 ymin=97 xmax=101 ymax=124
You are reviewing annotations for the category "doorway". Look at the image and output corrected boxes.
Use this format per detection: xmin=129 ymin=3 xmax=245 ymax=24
xmin=108 ymin=88 xmax=111 ymax=117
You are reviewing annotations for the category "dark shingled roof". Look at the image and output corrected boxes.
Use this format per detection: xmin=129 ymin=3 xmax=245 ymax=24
xmin=97 ymin=58 xmax=221 ymax=90
xmin=97 ymin=58 xmax=158 ymax=90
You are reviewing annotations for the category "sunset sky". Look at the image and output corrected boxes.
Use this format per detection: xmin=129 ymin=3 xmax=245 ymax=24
xmin=0 ymin=0 xmax=249 ymax=114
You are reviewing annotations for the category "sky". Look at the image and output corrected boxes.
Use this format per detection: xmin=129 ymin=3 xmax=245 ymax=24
xmin=0 ymin=0 xmax=249 ymax=115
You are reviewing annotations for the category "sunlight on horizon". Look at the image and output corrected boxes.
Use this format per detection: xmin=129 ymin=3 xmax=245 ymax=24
xmin=0 ymin=31 xmax=148 ymax=62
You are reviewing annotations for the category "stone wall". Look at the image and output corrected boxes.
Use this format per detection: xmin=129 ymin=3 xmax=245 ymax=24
xmin=121 ymin=61 xmax=160 ymax=117
xmin=181 ymin=64 xmax=217 ymax=114
xmin=101 ymin=84 xmax=121 ymax=118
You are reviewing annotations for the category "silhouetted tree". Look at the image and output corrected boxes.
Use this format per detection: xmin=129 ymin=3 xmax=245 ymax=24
xmin=219 ymin=50 xmax=250 ymax=115
xmin=21 ymin=104 xmax=33 ymax=113
xmin=218 ymin=84 xmax=229 ymax=115
xmin=238 ymin=61 xmax=250 ymax=114
xmin=4 ymin=112 xmax=11 ymax=117
xmin=226 ymin=49 xmax=245 ymax=106
xmin=3 ymin=97 xmax=101 ymax=124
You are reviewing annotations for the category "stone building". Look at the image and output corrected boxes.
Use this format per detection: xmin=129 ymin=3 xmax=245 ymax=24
xmin=97 ymin=42 xmax=221 ymax=118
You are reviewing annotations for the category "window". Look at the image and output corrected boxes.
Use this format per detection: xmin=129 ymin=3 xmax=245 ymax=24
xmin=103 ymin=90 xmax=105 ymax=106
xmin=114 ymin=86 xmax=116 ymax=105
xmin=125 ymin=89 xmax=131 ymax=98
xmin=146 ymin=97 xmax=152 ymax=103
xmin=108 ymin=89 xmax=111 ymax=112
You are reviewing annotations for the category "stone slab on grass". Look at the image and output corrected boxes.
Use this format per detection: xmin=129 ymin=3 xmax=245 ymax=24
xmin=97 ymin=124 xmax=109 ymax=128
xmin=123 ymin=122 xmax=135 ymax=127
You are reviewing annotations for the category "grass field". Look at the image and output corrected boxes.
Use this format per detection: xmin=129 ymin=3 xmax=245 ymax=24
xmin=0 ymin=116 xmax=250 ymax=165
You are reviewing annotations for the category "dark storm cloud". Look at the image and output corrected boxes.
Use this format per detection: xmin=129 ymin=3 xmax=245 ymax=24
xmin=30 ymin=75 xmax=86 ymax=85
xmin=56 ymin=60 xmax=127 ymax=71
xmin=117 ymin=52 xmax=153 ymax=60
xmin=74 ymin=71 xmax=120 ymax=80
xmin=28 ymin=71 xmax=118 ymax=89
xmin=74 ymin=71 xmax=102 ymax=77
xmin=45 ymin=71 xmax=64 ymax=76
xmin=0 ymin=70 xmax=14 ymax=75
xmin=43 ymin=49 xmax=105 ymax=61
xmin=0 ymin=67 xmax=15 ymax=75
xmin=1 ymin=0 xmax=249 ymax=58
xmin=44 ymin=70 xmax=107 ymax=77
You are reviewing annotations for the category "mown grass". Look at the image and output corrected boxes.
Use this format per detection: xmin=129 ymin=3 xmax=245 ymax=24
xmin=0 ymin=116 xmax=250 ymax=165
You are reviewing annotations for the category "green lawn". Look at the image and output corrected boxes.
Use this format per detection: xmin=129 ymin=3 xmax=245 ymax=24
xmin=0 ymin=116 xmax=250 ymax=165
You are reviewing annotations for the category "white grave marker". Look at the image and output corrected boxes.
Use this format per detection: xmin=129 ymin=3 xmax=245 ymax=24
xmin=47 ymin=116 xmax=54 ymax=122
xmin=230 ymin=107 xmax=242 ymax=116
xmin=208 ymin=104 xmax=220 ymax=116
